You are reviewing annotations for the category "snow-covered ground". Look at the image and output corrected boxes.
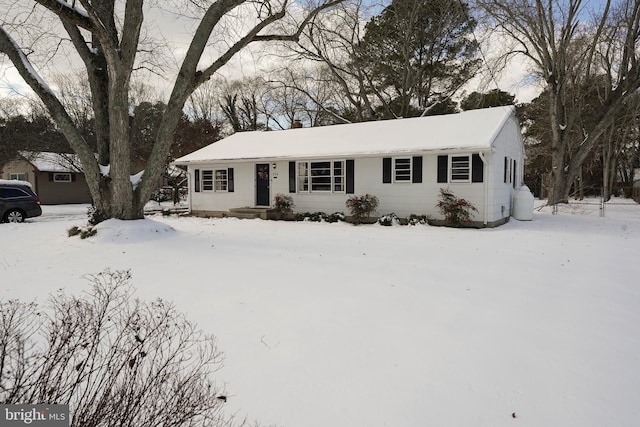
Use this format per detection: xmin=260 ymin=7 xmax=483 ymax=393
xmin=2 ymin=199 xmax=639 ymax=427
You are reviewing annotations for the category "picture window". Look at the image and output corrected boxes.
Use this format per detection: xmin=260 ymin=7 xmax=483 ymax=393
xmin=297 ymin=160 xmax=346 ymax=193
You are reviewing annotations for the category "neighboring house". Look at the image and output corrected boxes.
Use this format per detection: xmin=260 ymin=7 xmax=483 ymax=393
xmin=174 ymin=106 xmax=525 ymax=227
xmin=633 ymin=168 xmax=640 ymax=203
xmin=0 ymin=151 xmax=92 ymax=204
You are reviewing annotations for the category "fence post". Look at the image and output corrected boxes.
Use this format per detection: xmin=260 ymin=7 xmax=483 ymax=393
xmin=599 ymin=187 xmax=605 ymax=217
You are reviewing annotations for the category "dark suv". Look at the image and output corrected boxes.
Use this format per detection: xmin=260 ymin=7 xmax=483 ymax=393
xmin=0 ymin=180 xmax=43 ymax=222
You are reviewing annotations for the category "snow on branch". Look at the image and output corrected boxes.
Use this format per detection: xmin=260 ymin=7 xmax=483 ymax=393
xmin=0 ymin=27 xmax=55 ymax=96
xmin=35 ymin=0 xmax=93 ymax=29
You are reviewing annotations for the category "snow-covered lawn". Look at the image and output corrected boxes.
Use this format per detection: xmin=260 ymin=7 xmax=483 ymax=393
xmin=2 ymin=200 xmax=639 ymax=427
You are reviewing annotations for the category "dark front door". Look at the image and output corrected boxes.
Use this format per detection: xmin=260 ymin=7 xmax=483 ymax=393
xmin=256 ymin=163 xmax=270 ymax=206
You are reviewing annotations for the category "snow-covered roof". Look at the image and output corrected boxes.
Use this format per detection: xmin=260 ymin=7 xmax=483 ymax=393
xmin=174 ymin=106 xmax=516 ymax=164
xmin=19 ymin=151 xmax=83 ymax=173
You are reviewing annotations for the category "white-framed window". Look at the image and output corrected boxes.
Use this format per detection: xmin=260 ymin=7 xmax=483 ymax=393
xmin=297 ymin=162 xmax=309 ymax=192
xmin=201 ymin=169 xmax=229 ymax=192
xmin=297 ymin=160 xmax=346 ymax=193
xmin=201 ymin=170 xmax=214 ymax=191
xmin=333 ymin=161 xmax=345 ymax=192
xmin=215 ymin=169 xmax=228 ymax=191
xmin=504 ymin=156 xmax=518 ymax=187
xmin=53 ymin=173 xmax=72 ymax=182
xmin=311 ymin=161 xmax=331 ymax=191
xmin=10 ymin=173 xmax=27 ymax=181
xmin=394 ymin=157 xmax=412 ymax=182
xmin=450 ymin=155 xmax=471 ymax=182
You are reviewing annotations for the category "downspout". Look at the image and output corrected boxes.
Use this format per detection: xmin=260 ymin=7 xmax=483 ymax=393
xmin=479 ymin=152 xmax=488 ymax=226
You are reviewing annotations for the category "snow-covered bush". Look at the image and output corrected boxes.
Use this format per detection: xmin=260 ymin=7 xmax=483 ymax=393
xmin=345 ymin=194 xmax=379 ymax=224
xmin=293 ymin=211 xmax=345 ymax=223
xmin=273 ymin=193 xmax=295 ymax=215
xmin=68 ymin=225 xmax=97 ymax=239
xmin=436 ymin=188 xmax=478 ymax=226
xmin=407 ymin=214 xmax=428 ymax=226
xmin=325 ymin=212 xmax=346 ymax=223
xmin=293 ymin=212 xmax=323 ymax=222
xmin=378 ymin=213 xmax=400 ymax=226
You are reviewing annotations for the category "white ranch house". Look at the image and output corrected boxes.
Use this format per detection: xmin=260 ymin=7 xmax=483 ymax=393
xmin=174 ymin=106 xmax=525 ymax=227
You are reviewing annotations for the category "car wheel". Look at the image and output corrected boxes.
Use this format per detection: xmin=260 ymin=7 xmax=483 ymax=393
xmin=5 ymin=209 xmax=25 ymax=223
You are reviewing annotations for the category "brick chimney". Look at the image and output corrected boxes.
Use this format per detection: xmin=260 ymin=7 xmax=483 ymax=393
xmin=292 ymin=119 xmax=303 ymax=129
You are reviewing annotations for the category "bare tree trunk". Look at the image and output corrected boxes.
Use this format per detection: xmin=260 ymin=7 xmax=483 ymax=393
xmin=548 ymin=86 xmax=571 ymax=204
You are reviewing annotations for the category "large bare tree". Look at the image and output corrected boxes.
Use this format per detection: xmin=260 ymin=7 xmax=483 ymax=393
xmin=0 ymin=0 xmax=344 ymax=220
xmin=477 ymin=0 xmax=640 ymax=204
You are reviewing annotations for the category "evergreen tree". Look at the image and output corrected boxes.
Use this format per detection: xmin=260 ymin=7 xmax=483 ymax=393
xmin=460 ymin=89 xmax=515 ymax=111
xmin=355 ymin=0 xmax=480 ymax=118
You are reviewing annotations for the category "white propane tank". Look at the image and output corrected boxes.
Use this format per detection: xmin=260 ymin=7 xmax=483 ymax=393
xmin=513 ymin=185 xmax=535 ymax=221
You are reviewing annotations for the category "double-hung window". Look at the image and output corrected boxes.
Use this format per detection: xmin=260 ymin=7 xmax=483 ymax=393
xmin=504 ymin=157 xmax=517 ymax=188
xmin=202 ymin=170 xmax=214 ymax=191
xmin=450 ymin=155 xmax=471 ymax=182
xmin=437 ymin=154 xmax=483 ymax=183
xmin=394 ymin=158 xmax=412 ymax=182
xmin=297 ymin=160 xmax=345 ymax=193
xmin=10 ymin=173 xmax=27 ymax=181
xmin=333 ymin=161 xmax=345 ymax=192
xmin=297 ymin=162 xmax=309 ymax=192
xmin=214 ymin=169 xmax=228 ymax=191
xmin=196 ymin=168 xmax=233 ymax=193
xmin=311 ymin=161 xmax=332 ymax=191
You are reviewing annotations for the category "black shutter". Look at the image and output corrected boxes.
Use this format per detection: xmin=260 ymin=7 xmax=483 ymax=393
xmin=71 ymin=173 xmax=76 ymax=182
xmin=472 ymin=154 xmax=484 ymax=183
xmin=48 ymin=173 xmax=53 ymax=182
xmin=289 ymin=161 xmax=296 ymax=193
xmin=513 ymin=160 xmax=517 ymax=188
xmin=382 ymin=157 xmax=392 ymax=183
xmin=346 ymin=159 xmax=355 ymax=194
xmin=227 ymin=168 xmax=234 ymax=192
xmin=437 ymin=155 xmax=448 ymax=183
xmin=504 ymin=157 xmax=508 ymax=183
xmin=194 ymin=169 xmax=200 ymax=192
xmin=412 ymin=156 xmax=423 ymax=183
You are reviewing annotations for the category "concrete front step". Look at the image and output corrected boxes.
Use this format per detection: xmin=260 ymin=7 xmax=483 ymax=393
xmin=228 ymin=207 xmax=271 ymax=220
